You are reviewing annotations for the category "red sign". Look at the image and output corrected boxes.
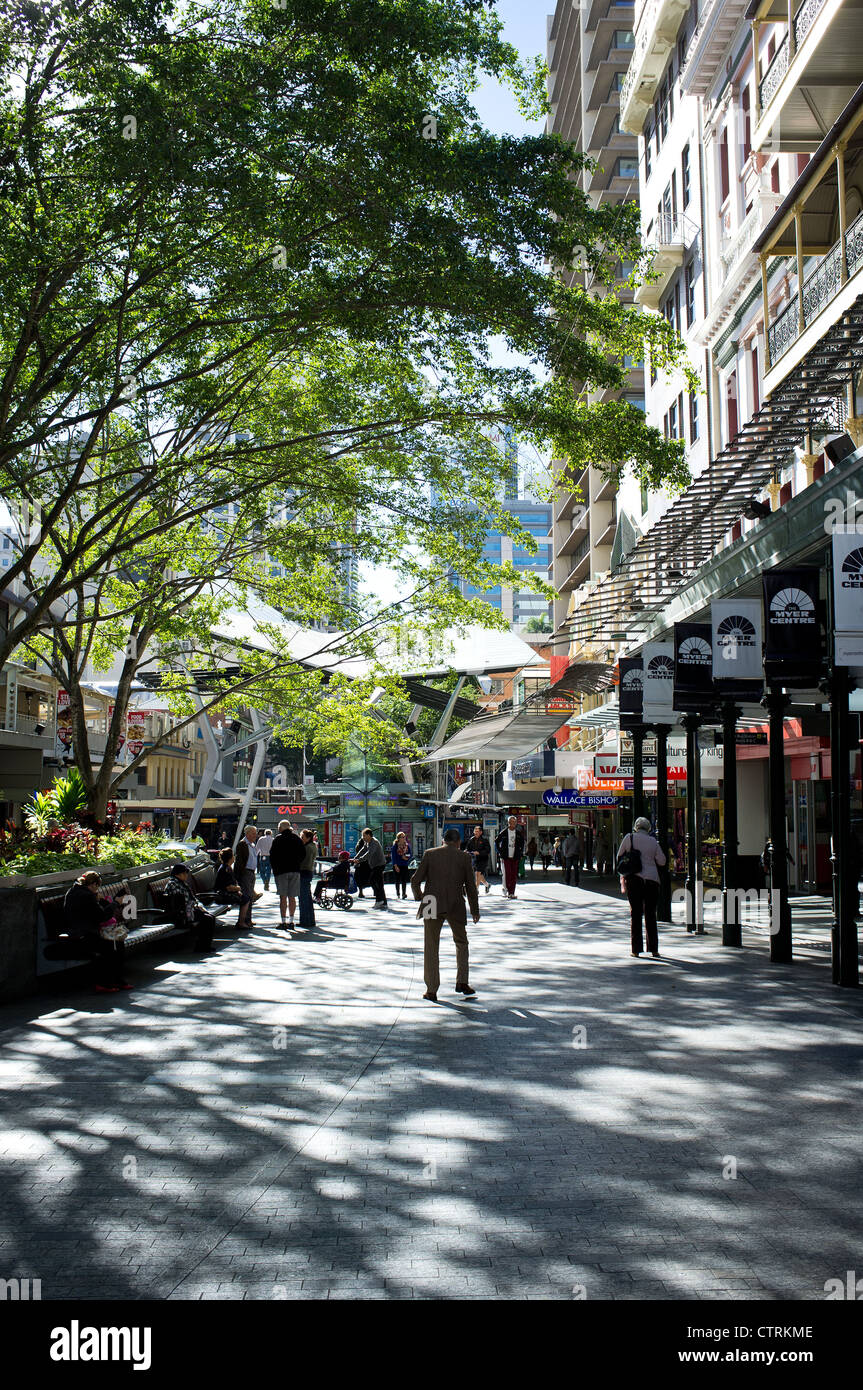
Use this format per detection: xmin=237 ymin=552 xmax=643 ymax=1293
xmin=277 ymin=804 xmax=304 ymax=816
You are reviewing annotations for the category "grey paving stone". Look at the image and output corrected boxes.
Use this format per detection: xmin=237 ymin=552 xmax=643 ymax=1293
xmin=1 ymin=880 xmax=861 ymax=1300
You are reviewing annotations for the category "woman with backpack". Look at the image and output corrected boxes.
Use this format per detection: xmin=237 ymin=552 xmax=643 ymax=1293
xmin=617 ymin=816 xmax=667 ymax=958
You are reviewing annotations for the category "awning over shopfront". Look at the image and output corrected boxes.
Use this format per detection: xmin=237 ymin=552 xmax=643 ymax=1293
xmin=421 ymin=709 xmax=567 ymax=763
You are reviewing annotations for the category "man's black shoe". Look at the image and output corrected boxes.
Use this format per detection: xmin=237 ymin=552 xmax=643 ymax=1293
xmin=423 ymin=990 xmax=438 ymax=1002
xmin=455 ymin=982 xmax=476 ymax=996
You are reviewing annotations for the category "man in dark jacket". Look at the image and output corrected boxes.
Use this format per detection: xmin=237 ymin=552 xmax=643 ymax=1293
xmin=269 ymin=819 xmax=305 ymax=929
xmin=353 ymin=827 xmax=388 ymax=908
xmin=160 ymin=864 xmax=216 ymax=951
xmin=495 ymin=816 xmax=525 ymax=899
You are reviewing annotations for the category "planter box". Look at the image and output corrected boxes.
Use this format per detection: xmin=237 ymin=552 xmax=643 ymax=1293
xmin=0 ymin=853 xmax=212 ymax=1004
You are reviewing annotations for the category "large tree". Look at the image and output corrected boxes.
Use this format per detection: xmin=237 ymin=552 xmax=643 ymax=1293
xmin=0 ymin=0 xmax=691 ymax=815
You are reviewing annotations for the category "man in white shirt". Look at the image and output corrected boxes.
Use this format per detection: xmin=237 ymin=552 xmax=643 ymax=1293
xmin=495 ymin=816 xmax=525 ymax=899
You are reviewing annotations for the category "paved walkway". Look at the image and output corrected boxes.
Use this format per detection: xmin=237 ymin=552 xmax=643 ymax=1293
xmin=1 ymin=879 xmax=862 ymax=1300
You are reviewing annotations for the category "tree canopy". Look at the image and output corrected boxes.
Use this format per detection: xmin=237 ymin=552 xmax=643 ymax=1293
xmin=0 ymin=0 xmax=692 ymax=814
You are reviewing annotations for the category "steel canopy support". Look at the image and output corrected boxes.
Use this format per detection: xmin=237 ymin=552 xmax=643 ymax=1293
xmin=427 ymin=676 xmax=467 ymax=752
xmin=683 ymin=713 xmax=704 ymax=933
xmin=721 ymin=701 xmax=742 ymax=948
xmin=185 ymin=679 xmax=222 ymax=842
xmin=232 ymin=708 xmax=270 ymax=852
xmin=654 ymin=723 xmax=672 ymax=923
xmin=829 ymin=665 xmax=859 ymax=986
xmin=764 ymin=688 xmax=793 ymax=963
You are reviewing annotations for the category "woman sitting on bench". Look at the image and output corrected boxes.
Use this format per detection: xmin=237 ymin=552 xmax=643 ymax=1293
xmin=213 ymin=846 xmax=252 ymax=928
xmin=314 ymin=851 xmax=352 ymax=902
xmin=62 ymin=870 xmax=131 ymax=994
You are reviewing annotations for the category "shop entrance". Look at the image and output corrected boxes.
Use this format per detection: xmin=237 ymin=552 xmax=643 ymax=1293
xmin=793 ymin=780 xmax=831 ymax=892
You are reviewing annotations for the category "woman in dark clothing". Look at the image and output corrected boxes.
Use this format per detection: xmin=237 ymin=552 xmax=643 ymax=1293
xmin=466 ymin=823 xmax=491 ymax=894
xmin=62 ymin=871 xmax=130 ymax=993
xmin=391 ymin=832 xmax=412 ymax=899
xmin=526 ymin=836 xmax=538 ymax=871
xmin=299 ymin=829 xmax=317 ymax=929
xmin=213 ymin=847 xmax=251 ymax=927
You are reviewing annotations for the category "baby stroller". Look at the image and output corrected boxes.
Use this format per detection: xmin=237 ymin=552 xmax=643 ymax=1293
xmin=315 ymin=851 xmax=355 ymax=911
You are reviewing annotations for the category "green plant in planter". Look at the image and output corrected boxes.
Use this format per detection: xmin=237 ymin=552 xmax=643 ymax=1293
xmin=23 ymin=790 xmax=58 ymax=837
xmin=52 ymin=769 xmax=87 ymax=822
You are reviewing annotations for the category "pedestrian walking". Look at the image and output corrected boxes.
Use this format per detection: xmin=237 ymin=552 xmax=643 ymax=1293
xmin=411 ymin=827 xmax=480 ymax=1002
xmin=552 ymin=835 xmax=563 ymax=867
xmin=255 ymin=828 xmax=273 ymax=890
xmin=527 ymin=836 xmax=538 ymax=871
xmin=234 ymin=824 xmax=260 ymax=928
xmin=299 ymin=829 xmax=317 ymax=930
xmin=594 ymin=828 xmax=610 ymax=875
xmin=540 ymin=836 xmax=551 ymax=874
xmin=269 ymin=819 xmax=305 ymax=929
xmin=495 ymin=816 xmax=525 ymax=899
xmin=391 ymin=831 xmax=412 ymax=899
xmin=466 ymin=823 xmax=491 ymax=894
xmin=562 ymin=829 xmax=580 ymax=886
xmin=354 ymin=827 xmax=387 ymax=908
xmin=618 ymin=816 xmax=667 ymax=958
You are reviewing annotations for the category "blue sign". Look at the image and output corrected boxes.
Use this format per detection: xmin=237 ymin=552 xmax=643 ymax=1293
xmin=422 ymin=805 xmax=436 ymax=819
xmin=543 ymin=789 xmax=618 ymax=808
xmin=542 ymin=789 xmax=581 ymax=807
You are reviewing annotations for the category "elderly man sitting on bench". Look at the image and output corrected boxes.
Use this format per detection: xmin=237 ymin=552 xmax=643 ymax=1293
xmin=160 ymin=864 xmax=217 ymax=952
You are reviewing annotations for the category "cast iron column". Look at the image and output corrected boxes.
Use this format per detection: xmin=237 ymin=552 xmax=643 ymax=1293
xmin=655 ymin=723 xmax=672 ymax=922
xmin=632 ymin=725 xmax=646 ymax=823
xmin=683 ymin=712 xmax=703 ymax=933
xmin=721 ymin=701 xmax=742 ymax=947
xmin=764 ymin=688 xmax=792 ymax=963
xmin=830 ymin=664 xmax=859 ymax=986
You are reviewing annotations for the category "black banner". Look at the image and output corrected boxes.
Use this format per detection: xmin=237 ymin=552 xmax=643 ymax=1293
xmin=673 ymin=623 xmax=715 ymax=712
xmin=618 ymin=656 xmax=643 ymax=731
xmin=762 ymin=568 xmax=823 ymax=685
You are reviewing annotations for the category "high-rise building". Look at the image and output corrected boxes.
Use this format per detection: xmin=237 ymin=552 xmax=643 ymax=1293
xmin=445 ymin=432 xmax=552 ymax=632
xmin=546 ymin=0 xmax=645 ymax=638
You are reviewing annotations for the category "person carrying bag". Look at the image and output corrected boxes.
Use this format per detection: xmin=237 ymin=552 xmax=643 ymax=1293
xmin=618 ymin=817 xmax=666 ymax=959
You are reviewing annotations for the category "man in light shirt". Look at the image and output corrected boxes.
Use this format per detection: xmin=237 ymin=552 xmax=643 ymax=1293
xmin=234 ymin=824 xmax=259 ymax=928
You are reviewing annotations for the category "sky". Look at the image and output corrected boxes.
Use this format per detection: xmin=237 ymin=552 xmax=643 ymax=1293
xmin=362 ymin=0 xmax=551 ymax=608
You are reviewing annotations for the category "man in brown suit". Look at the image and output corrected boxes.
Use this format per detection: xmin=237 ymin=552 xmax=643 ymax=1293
xmin=411 ymin=827 xmax=480 ymax=1002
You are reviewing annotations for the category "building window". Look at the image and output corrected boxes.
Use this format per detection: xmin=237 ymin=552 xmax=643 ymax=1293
xmin=613 ymin=30 xmax=635 ymax=49
xmin=741 ymin=84 xmax=751 ymax=162
xmin=685 ymin=261 xmax=696 ymax=327
xmin=726 ymin=371 xmax=739 ymax=441
xmin=751 ymin=342 xmax=760 ymax=415
xmin=681 ymin=143 xmax=691 ymax=207
xmin=611 ymin=71 xmax=625 ymax=92
xmin=641 ymin=478 xmax=649 ymax=514
xmin=615 ymin=156 xmax=638 ymax=180
xmin=719 ymin=127 xmax=730 ymax=204
xmin=771 ymin=159 xmax=780 ymax=193
xmin=644 ymin=128 xmax=652 ymax=180
xmin=689 ymin=391 xmax=699 ymax=442
xmin=668 ymin=399 xmax=678 ymax=439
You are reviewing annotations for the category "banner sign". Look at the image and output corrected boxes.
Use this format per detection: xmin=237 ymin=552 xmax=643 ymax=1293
xmin=618 ymin=657 xmax=643 ymax=723
xmin=577 ymin=769 xmax=626 ymax=792
xmin=55 ymin=690 xmax=72 ymax=759
xmin=711 ymin=599 xmax=763 ymax=682
xmin=763 ymin=569 xmax=822 ymax=683
xmin=673 ymin=623 xmax=715 ymax=711
xmin=832 ymin=533 xmax=863 ymax=666
xmin=642 ymin=642 xmax=676 ymax=724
